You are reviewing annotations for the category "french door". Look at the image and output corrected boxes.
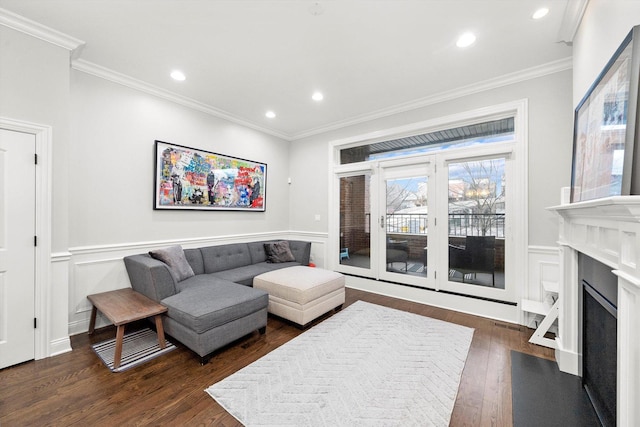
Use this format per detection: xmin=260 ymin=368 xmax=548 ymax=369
xmin=335 ymin=156 xmax=436 ymax=290
xmin=334 ymin=148 xmax=516 ymax=303
xmin=378 ymin=159 xmax=434 ymax=288
xmin=438 ymin=151 xmax=513 ymax=301
xmin=337 ymin=171 xmax=373 ymax=275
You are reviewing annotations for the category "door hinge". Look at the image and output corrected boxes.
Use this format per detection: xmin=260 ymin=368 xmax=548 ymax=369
xmin=34 ymin=153 xmax=38 ymax=165
xmin=435 ymin=218 xmax=437 ymax=226
xmin=434 ymin=271 xmax=437 ymax=279
xmin=34 ymin=236 xmax=38 ymax=246
xmin=34 ymin=318 xmax=37 ymax=329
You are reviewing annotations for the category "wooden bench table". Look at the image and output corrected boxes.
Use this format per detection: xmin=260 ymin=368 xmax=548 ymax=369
xmin=87 ymin=288 xmax=168 ymax=370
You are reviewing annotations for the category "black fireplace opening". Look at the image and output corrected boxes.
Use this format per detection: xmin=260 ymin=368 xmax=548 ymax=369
xmin=579 ymin=254 xmax=617 ymax=427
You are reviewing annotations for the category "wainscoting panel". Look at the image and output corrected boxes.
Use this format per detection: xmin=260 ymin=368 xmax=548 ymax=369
xmin=67 ymin=231 xmax=327 ymax=335
xmin=69 ymin=257 xmax=131 ymax=334
xmin=525 ymin=246 xmax=559 ymax=327
xmin=50 ymin=252 xmax=72 ymax=357
xmin=287 ymin=231 xmax=328 ymax=268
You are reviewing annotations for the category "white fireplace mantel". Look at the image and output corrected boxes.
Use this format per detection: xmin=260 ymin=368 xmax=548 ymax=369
xmin=548 ymin=195 xmax=640 ymax=426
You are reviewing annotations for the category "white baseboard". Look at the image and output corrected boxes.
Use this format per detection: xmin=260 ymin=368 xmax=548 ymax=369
xmin=555 ymin=337 xmax=580 ymax=375
xmin=346 ymin=276 xmax=521 ymax=324
xmin=47 ymin=337 xmax=72 ymax=358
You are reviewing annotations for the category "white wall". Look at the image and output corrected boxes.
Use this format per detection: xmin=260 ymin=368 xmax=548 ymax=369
xmin=69 ymin=71 xmax=291 ymax=247
xmin=0 ymin=25 xmax=74 ymax=357
xmin=0 ymin=26 xmax=71 ymax=253
xmin=65 ymin=70 xmax=294 ymax=332
xmin=2 ymin=23 xmax=297 ymax=342
xmin=573 ymin=1 xmax=640 ymax=107
xmin=290 ymin=70 xmax=574 ymax=248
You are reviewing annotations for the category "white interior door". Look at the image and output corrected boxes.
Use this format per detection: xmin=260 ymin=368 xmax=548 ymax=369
xmin=0 ymin=129 xmax=36 ymax=369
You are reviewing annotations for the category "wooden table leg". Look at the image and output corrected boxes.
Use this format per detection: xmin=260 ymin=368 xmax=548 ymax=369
xmin=154 ymin=315 xmax=166 ymax=349
xmin=113 ymin=325 xmax=125 ymax=369
xmin=88 ymin=306 xmax=98 ymax=335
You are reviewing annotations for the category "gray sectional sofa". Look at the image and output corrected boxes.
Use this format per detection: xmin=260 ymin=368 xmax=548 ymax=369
xmin=123 ymin=240 xmax=311 ymax=363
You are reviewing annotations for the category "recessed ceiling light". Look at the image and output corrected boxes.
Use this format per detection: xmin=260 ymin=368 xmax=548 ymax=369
xmin=456 ymin=32 xmax=476 ymax=48
xmin=312 ymin=92 xmax=324 ymax=101
xmin=170 ymin=70 xmax=186 ymax=81
xmin=265 ymin=111 xmax=276 ymax=119
xmin=532 ymin=8 xmax=549 ymax=20
xmin=309 ymin=2 xmax=324 ymax=16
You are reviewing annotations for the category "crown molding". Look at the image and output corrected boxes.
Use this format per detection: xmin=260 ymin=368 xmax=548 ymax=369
xmin=557 ymin=0 xmax=589 ymax=44
xmin=290 ymin=57 xmax=573 ymax=140
xmin=1 ymin=6 xmax=575 ymax=143
xmin=73 ymin=56 xmax=570 ymax=143
xmin=73 ymin=55 xmax=571 ymax=142
xmin=71 ymin=59 xmax=291 ymax=141
xmin=0 ymin=7 xmax=84 ymax=54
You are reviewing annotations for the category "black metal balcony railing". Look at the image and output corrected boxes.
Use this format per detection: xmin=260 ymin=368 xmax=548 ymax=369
xmin=385 ymin=213 xmax=505 ymax=238
xmin=448 ymin=213 xmax=505 ymax=238
xmin=386 ymin=213 xmax=428 ymax=234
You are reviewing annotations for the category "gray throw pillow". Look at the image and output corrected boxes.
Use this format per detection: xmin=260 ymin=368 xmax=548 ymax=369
xmin=149 ymin=245 xmax=195 ymax=281
xmin=264 ymin=241 xmax=296 ymax=263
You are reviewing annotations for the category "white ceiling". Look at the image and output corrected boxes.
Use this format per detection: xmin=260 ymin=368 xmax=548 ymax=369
xmin=0 ymin=0 xmax=574 ymax=140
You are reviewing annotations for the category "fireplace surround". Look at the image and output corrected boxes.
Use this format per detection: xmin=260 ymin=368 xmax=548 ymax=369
xmin=550 ymin=196 xmax=640 ymax=426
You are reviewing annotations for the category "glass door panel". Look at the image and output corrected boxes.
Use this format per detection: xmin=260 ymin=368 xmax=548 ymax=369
xmin=385 ymin=176 xmax=428 ymax=276
xmin=338 ymin=174 xmax=371 ymax=271
xmin=447 ymin=158 xmax=506 ymax=289
xmin=379 ymin=162 xmax=433 ymax=287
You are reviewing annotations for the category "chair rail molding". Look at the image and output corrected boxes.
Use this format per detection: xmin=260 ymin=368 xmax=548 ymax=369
xmin=67 ymin=231 xmax=326 ymax=335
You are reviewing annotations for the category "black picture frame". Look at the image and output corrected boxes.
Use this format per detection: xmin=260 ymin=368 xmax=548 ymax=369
xmin=153 ymin=140 xmax=267 ymax=211
xmin=570 ymin=25 xmax=640 ymax=203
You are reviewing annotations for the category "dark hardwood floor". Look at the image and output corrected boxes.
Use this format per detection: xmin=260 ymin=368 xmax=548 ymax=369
xmin=0 ymin=288 xmax=554 ymax=426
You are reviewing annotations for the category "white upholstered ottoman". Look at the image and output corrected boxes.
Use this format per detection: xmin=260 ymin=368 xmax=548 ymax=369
xmin=253 ymin=266 xmax=345 ymax=327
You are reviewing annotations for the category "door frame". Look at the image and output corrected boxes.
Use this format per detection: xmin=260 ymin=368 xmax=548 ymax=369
xmin=0 ymin=117 xmax=52 ymax=361
xmin=377 ymin=156 xmax=436 ymax=288
xmin=333 ymin=167 xmax=377 ymax=278
xmin=329 ymin=99 xmax=528 ymax=307
xmin=436 ymin=145 xmax=519 ymax=302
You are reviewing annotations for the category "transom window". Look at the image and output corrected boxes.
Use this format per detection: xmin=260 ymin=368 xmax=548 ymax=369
xmin=340 ymin=117 xmax=514 ymax=164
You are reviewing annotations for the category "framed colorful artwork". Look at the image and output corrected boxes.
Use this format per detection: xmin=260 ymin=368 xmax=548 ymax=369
xmin=154 ymin=140 xmax=266 ymax=211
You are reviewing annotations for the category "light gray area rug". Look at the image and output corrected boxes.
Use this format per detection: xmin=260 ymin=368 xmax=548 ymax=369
xmin=206 ymin=300 xmax=474 ymax=426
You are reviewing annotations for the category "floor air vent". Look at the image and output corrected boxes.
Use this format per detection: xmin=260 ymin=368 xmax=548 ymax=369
xmin=494 ymin=322 xmax=522 ymax=331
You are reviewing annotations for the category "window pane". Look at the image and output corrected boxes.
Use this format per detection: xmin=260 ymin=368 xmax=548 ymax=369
xmin=340 ymin=118 xmax=514 ymax=164
xmin=339 ymin=175 xmax=370 ymax=269
xmin=448 ymin=158 xmax=505 ymax=288
xmin=385 ymin=176 xmax=429 ymax=277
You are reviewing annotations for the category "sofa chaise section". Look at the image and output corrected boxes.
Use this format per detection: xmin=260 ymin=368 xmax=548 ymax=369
xmin=161 ymin=278 xmax=268 ymax=363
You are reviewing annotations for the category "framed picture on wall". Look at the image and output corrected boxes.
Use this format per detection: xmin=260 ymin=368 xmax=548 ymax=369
xmin=154 ymin=140 xmax=267 ymax=211
xmin=570 ymin=25 xmax=640 ymax=202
